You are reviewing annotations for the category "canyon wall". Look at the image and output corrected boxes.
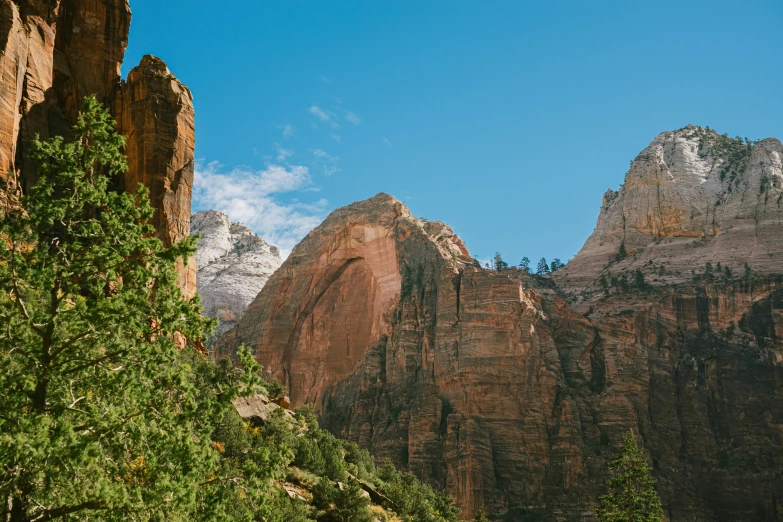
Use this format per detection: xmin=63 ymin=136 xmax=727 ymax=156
xmin=0 ymin=0 xmax=196 ymax=296
xmin=218 ymin=129 xmax=783 ymax=521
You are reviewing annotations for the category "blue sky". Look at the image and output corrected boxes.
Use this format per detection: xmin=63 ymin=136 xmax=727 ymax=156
xmin=125 ymin=0 xmax=783 ymax=261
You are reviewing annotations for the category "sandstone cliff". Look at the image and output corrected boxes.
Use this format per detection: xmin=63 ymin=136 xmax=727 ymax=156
xmin=555 ymin=126 xmax=783 ymax=300
xmin=192 ymin=210 xmax=282 ymax=337
xmin=0 ymin=0 xmax=196 ymax=296
xmin=218 ymin=180 xmax=783 ymax=520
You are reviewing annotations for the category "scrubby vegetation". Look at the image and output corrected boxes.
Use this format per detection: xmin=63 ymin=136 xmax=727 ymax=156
xmin=0 ymin=98 xmax=459 ymax=522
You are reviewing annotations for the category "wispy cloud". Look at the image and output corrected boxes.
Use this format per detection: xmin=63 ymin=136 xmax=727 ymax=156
xmin=344 ymin=111 xmax=362 ymax=125
xmin=193 ymin=162 xmax=327 ymax=256
xmin=281 ymin=124 xmax=296 ymax=139
xmin=309 ymin=105 xmax=340 ymax=129
xmin=275 ymin=144 xmax=294 ymax=162
xmin=319 ymin=75 xmax=331 ymax=84
xmin=312 ymin=149 xmax=341 ymax=177
xmin=330 ymin=134 xmax=342 ymax=143
xmin=383 ymin=137 xmax=392 ymax=147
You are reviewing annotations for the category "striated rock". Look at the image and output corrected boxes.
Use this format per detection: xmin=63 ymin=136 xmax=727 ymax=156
xmin=112 ymin=54 xmax=197 ymax=297
xmin=192 ymin=210 xmax=282 ymax=336
xmin=0 ymin=1 xmax=27 ymax=206
xmin=0 ymin=0 xmax=196 ymax=296
xmin=556 ymin=126 xmax=783 ymax=299
xmin=218 ymin=187 xmax=783 ymax=521
xmin=53 ymin=0 xmax=131 ymax=119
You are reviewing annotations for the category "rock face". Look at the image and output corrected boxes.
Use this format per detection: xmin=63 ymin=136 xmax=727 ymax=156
xmin=556 ymin=126 xmax=783 ymax=298
xmin=219 ymin=183 xmax=783 ymax=520
xmin=113 ymin=55 xmax=197 ymax=297
xmin=0 ymin=0 xmax=196 ymax=296
xmin=192 ymin=210 xmax=282 ymax=337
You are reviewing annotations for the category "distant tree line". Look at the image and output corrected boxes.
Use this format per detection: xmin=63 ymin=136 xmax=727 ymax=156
xmin=487 ymin=253 xmax=565 ymax=275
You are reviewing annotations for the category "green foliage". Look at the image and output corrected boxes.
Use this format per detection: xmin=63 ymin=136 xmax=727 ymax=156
xmin=312 ymin=479 xmax=373 ymax=522
xmin=744 ymin=262 xmax=752 ymax=279
xmin=0 ymin=97 xmax=260 ymax=521
xmin=550 ymin=258 xmax=564 ymax=272
xmin=266 ymin=379 xmax=287 ymax=400
xmin=536 ymin=257 xmax=550 ymax=275
xmin=633 ymin=269 xmax=645 ymax=289
xmin=615 ymin=242 xmax=628 ymax=262
xmin=493 ymin=252 xmax=508 ymax=272
xmin=292 ymin=407 xmax=348 ymax=482
xmin=473 ymin=507 xmax=490 ymax=521
xmin=343 ymin=442 xmax=377 ymax=483
xmin=519 ymin=256 xmax=530 ymax=273
xmin=376 ymin=461 xmax=460 ymax=522
xmin=596 ymin=430 xmax=664 ymax=522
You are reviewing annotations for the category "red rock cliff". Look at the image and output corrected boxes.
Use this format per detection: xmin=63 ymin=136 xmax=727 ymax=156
xmin=218 ymin=190 xmax=783 ymax=521
xmin=0 ymin=0 xmax=195 ymax=296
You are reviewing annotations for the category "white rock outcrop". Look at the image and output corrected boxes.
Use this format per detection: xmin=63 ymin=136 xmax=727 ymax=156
xmin=556 ymin=126 xmax=783 ymax=296
xmin=191 ymin=210 xmax=283 ymax=337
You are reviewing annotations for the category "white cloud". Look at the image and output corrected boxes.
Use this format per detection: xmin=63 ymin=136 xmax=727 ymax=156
xmin=193 ymin=162 xmax=328 ymax=256
xmin=281 ymin=124 xmax=296 ymax=139
xmin=312 ymin=149 xmax=341 ymax=177
xmin=330 ymin=134 xmax=342 ymax=143
xmin=344 ymin=111 xmax=362 ymax=125
xmin=275 ymin=144 xmax=294 ymax=162
xmin=319 ymin=75 xmax=331 ymax=84
xmin=309 ymin=105 xmax=340 ymax=129
xmin=383 ymin=137 xmax=392 ymax=147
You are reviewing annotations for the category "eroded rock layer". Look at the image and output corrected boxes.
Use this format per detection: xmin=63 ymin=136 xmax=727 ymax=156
xmin=192 ymin=210 xmax=282 ymax=337
xmin=0 ymin=0 xmax=195 ymax=296
xmin=555 ymin=126 xmax=783 ymax=299
xmin=218 ymin=187 xmax=783 ymax=521
xmin=113 ymin=55 xmax=197 ymax=296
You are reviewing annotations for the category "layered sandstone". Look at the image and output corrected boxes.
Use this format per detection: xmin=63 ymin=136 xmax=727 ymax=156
xmin=113 ymin=55 xmax=197 ymax=296
xmin=218 ymin=187 xmax=783 ymax=521
xmin=0 ymin=0 xmax=196 ymax=295
xmin=192 ymin=210 xmax=282 ymax=337
xmin=555 ymin=126 xmax=783 ymax=300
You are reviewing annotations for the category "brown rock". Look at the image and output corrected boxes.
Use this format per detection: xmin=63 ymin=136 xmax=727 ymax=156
xmin=112 ymin=55 xmax=197 ymax=298
xmin=0 ymin=0 xmax=196 ymax=296
xmin=0 ymin=1 xmax=27 ymax=206
xmin=52 ymin=0 xmax=131 ymax=119
xmin=218 ymin=189 xmax=783 ymax=521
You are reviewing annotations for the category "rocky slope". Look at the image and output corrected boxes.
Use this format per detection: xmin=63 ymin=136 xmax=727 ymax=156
xmin=192 ymin=210 xmax=282 ymax=337
xmin=0 ymin=0 xmax=196 ymax=296
xmin=555 ymin=126 xmax=783 ymax=300
xmin=218 ymin=129 xmax=783 ymax=521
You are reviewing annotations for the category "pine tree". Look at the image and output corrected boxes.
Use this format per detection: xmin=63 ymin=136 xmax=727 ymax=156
xmin=472 ymin=507 xmax=490 ymax=522
xmin=633 ymin=269 xmax=645 ymax=288
xmin=596 ymin=430 xmax=664 ymax=522
xmin=0 ymin=97 xmax=258 ymax=521
xmin=519 ymin=257 xmax=531 ymax=273
xmin=493 ymin=252 xmax=508 ymax=272
xmin=536 ymin=257 xmax=550 ymax=275
xmin=550 ymin=258 xmax=564 ymax=272
xmin=615 ymin=241 xmax=628 ymax=261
